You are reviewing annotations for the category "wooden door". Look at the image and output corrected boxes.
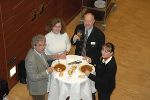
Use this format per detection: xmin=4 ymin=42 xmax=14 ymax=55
xmin=0 ymin=0 xmax=82 ymax=89
xmin=0 ymin=0 xmax=39 ymax=89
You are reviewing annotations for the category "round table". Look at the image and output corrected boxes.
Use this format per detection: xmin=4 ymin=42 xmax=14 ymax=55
xmin=47 ymin=55 xmax=96 ymax=100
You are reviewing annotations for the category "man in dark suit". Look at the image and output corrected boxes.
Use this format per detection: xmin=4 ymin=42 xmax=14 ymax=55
xmin=85 ymin=42 xmax=117 ymax=100
xmin=25 ymin=34 xmax=53 ymax=100
xmin=71 ymin=12 xmax=105 ymax=100
xmin=71 ymin=12 xmax=105 ymax=67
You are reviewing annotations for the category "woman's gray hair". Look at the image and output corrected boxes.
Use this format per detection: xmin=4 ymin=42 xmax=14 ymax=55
xmin=31 ymin=34 xmax=46 ymax=48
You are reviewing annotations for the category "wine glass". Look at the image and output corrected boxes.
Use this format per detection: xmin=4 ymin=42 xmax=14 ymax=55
xmin=76 ymin=29 xmax=82 ymax=39
xmin=68 ymin=69 xmax=73 ymax=77
xmin=57 ymin=58 xmax=60 ymax=64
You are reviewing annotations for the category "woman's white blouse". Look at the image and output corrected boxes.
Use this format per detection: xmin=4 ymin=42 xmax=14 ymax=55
xmin=45 ymin=31 xmax=71 ymax=55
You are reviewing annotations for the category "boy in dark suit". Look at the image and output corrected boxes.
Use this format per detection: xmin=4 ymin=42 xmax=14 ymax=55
xmin=85 ymin=42 xmax=117 ymax=100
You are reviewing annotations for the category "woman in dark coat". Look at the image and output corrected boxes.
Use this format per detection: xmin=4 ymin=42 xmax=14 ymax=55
xmin=85 ymin=42 xmax=117 ymax=100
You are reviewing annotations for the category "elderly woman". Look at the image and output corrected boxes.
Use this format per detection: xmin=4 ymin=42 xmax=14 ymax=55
xmin=85 ymin=42 xmax=117 ymax=100
xmin=25 ymin=34 xmax=53 ymax=100
xmin=45 ymin=18 xmax=71 ymax=60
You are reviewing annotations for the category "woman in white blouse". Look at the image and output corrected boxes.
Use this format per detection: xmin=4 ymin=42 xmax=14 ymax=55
xmin=45 ymin=18 xmax=71 ymax=60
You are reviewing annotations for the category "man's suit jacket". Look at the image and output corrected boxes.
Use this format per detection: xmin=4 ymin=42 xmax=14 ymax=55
xmin=25 ymin=49 xmax=49 ymax=95
xmin=71 ymin=24 xmax=105 ymax=66
xmin=88 ymin=56 xmax=117 ymax=93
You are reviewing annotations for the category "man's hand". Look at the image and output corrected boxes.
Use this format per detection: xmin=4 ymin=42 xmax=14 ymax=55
xmin=73 ymin=34 xmax=81 ymax=41
xmin=47 ymin=67 xmax=53 ymax=74
xmin=82 ymin=56 xmax=92 ymax=63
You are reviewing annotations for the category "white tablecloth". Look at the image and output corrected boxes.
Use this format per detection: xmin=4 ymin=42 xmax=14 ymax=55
xmin=47 ymin=55 xmax=96 ymax=100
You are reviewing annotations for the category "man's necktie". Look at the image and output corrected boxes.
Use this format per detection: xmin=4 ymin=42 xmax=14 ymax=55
xmin=81 ymin=30 xmax=88 ymax=56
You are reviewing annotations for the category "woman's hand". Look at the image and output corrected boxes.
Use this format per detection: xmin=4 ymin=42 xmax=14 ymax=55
xmin=85 ymin=70 xmax=90 ymax=76
xmin=58 ymin=53 xmax=66 ymax=59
